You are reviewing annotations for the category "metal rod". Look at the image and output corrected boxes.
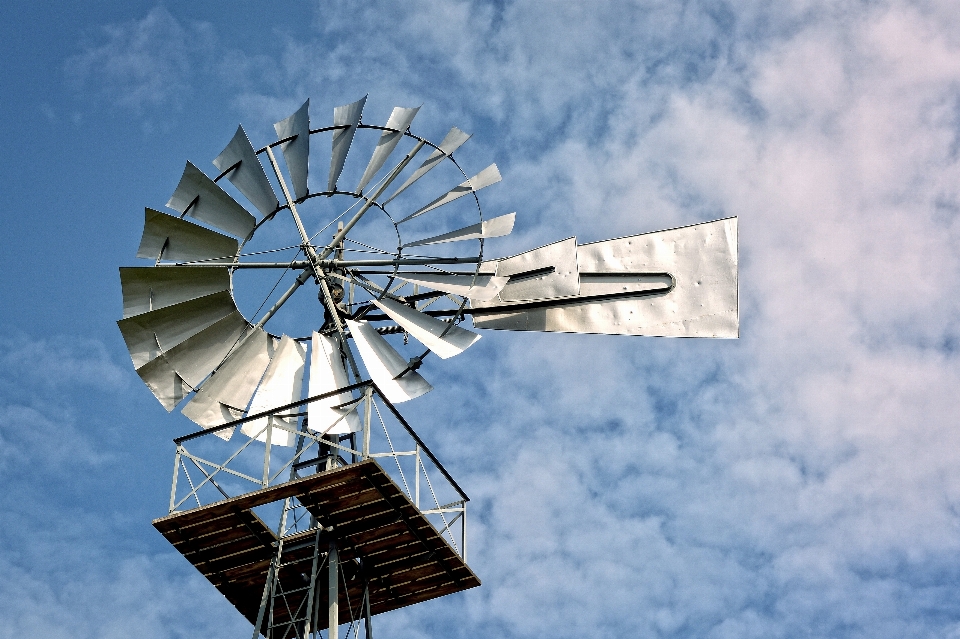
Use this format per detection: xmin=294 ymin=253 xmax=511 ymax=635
xmin=255 ymin=268 xmax=314 ymax=329
xmin=362 ymin=387 xmax=372 ymax=460
xmin=318 ymin=140 xmax=426 ymax=261
xmin=160 ymin=257 xmax=483 ymax=268
xmin=169 ymin=448 xmax=181 ymax=513
xmin=328 ymin=540 xmax=339 ymax=639
xmin=302 ymin=527 xmax=323 ymax=639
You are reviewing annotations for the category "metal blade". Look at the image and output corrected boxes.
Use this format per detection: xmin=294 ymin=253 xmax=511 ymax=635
xmin=398 ymin=164 xmax=501 ymax=224
xmin=120 ymin=266 xmax=231 ymax=318
xmin=212 ymin=125 xmax=280 ymax=217
xmin=372 ymin=297 xmax=480 ymax=359
xmin=134 ymin=354 xmax=189 ymax=411
xmin=403 ymin=212 xmax=516 ymax=247
xmin=273 ymin=99 xmax=311 ymax=201
xmin=356 ymin=106 xmax=420 ymax=193
xmin=477 ymin=237 xmax=581 ymax=303
xmin=384 ymin=127 xmax=471 ymax=204
xmin=181 ymin=328 xmax=275 ymax=436
xmin=117 ymin=290 xmax=237 ymax=369
xmin=346 ymin=320 xmax=432 ymax=403
xmin=166 ymin=162 xmax=256 ymax=239
xmin=243 ymin=335 xmax=306 ymax=446
xmin=137 ymin=208 xmax=239 ymax=263
xmin=162 ymin=311 xmax=250 ymax=388
xmin=307 ymin=332 xmax=361 ymax=435
xmin=396 ymin=272 xmax=508 ymax=301
xmin=471 ymin=218 xmax=739 ymax=338
xmin=328 ymin=96 xmax=366 ymax=192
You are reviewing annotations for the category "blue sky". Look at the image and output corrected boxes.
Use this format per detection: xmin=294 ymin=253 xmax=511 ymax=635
xmin=3 ymin=1 xmax=960 ymax=637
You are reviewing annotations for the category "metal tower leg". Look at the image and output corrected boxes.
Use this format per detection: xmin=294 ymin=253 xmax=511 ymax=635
xmin=328 ymin=540 xmax=339 ymax=639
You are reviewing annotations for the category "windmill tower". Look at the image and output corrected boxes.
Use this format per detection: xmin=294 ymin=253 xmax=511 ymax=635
xmin=118 ymin=97 xmax=738 ymax=638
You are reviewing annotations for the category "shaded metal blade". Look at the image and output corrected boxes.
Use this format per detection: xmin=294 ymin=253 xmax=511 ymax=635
xmin=243 ymin=335 xmax=306 ymax=446
xmin=395 ymin=272 xmax=508 ymax=301
xmin=213 ymin=125 xmax=280 ymax=217
xmin=120 ymin=266 xmax=231 ymax=318
xmin=137 ymin=208 xmax=238 ymax=263
xmin=403 ymin=212 xmax=515 ymax=247
xmin=134 ymin=355 xmax=190 ymax=411
xmin=166 ymin=162 xmax=256 ymax=239
xmin=356 ymin=106 xmax=420 ymax=193
xmin=117 ymin=290 xmax=238 ymax=369
xmin=307 ymin=332 xmax=361 ymax=435
xmin=472 ymin=218 xmax=739 ymax=338
xmin=346 ymin=320 xmax=432 ymax=403
xmin=384 ymin=127 xmax=471 ymax=204
xmin=273 ymin=99 xmax=311 ymax=200
xmin=398 ymin=164 xmax=501 ymax=224
xmin=372 ymin=297 xmax=480 ymax=359
xmin=475 ymin=237 xmax=581 ymax=303
xmin=181 ymin=328 xmax=275 ymax=436
xmin=328 ymin=96 xmax=366 ymax=192
xmin=161 ymin=311 xmax=250 ymax=388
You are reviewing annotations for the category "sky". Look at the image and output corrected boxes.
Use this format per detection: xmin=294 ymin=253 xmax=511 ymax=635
xmin=2 ymin=0 xmax=960 ymax=637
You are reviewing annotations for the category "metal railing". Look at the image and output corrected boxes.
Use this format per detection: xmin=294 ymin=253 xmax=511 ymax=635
xmin=167 ymin=381 xmax=469 ymax=560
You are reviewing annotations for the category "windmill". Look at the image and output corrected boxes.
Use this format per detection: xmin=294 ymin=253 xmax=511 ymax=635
xmin=118 ymin=97 xmax=738 ymax=639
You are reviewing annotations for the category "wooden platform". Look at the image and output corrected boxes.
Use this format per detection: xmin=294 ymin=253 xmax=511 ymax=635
xmin=153 ymin=459 xmax=480 ymax=630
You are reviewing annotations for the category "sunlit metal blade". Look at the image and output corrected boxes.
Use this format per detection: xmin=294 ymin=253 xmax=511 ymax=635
xmin=328 ymin=96 xmax=366 ymax=192
xmin=384 ymin=127 xmax=471 ymax=204
xmin=120 ymin=267 xmax=230 ymax=318
xmin=117 ymin=291 xmax=237 ymax=369
xmin=274 ymin=99 xmax=310 ymax=200
xmin=471 ymin=218 xmax=739 ymax=338
xmin=181 ymin=328 xmax=275 ymax=438
xmin=137 ymin=208 xmax=238 ymax=263
xmin=396 ymin=272 xmax=508 ymax=301
xmin=372 ymin=297 xmax=480 ymax=359
xmin=212 ymin=125 xmax=280 ymax=217
xmin=134 ymin=355 xmax=189 ymax=411
xmin=477 ymin=237 xmax=581 ymax=303
xmin=307 ymin=332 xmax=361 ymax=435
xmin=162 ymin=311 xmax=249 ymax=388
xmin=403 ymin=212 xmax=516 ymax=247
xmin=166 ymin=162 xmax=256 ymax=239
xmin=398 ymin=164 xmax=501 ymax=224
xmin=356 ymin=106 xmax=420 ymax=193
xmin=346 ymin=320 xmax=432 ymax=403
xmin=242 ymin=335 xmax=306 ymax=446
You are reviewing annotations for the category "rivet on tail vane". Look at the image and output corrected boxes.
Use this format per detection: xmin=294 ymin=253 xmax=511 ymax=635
xmin=384 ymin=126 xmax=472 ymax=204
xmin=137 ymin=208 xmax=239 ymax=263
xmin=346 ymin=320 xmax=432 ymax=403
xmin=166 ymin=162 xmax=256 ymax=239
xmin=328 ymin=96 xmax=366 ymax=192
xmin=242 ymin=335 xmax=306 ymax=447
xmin=356 ymin=106 xmax=420 ymax=193
xmin=213 ymin=125 xmax=280 ymax=217
xmin=398 ymin=164 xmax=501 ymax=223
xmin=273 ymin=99 xmax=310 ymax=201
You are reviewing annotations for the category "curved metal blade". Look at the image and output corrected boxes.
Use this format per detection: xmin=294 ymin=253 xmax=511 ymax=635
xmin=471 ymin=218 xmax=739 ymax=338
xmin=307 ymin=332 xmax=361 ymax=435
xmin=398 ymin=164 xmax=501 ymax=224
xmin=243 ymin=335 xmax=306 ymax=446
xmin=117 ymin=290 xmax=237 ymax=369
xmin=395 ymin=272 xmax=508 ymax=301
xmin=346 ymin=320 xmax=432 ymax=403
xmin=328 ymin=96 xmax=366 ymax=192
xmin=403 ymin=212 xmax=516 ymax=247
xmin=120 ymin=267 xmax=231 ymax=318
xmin=372 ymin=297 xmax=480 ymax=359
xmin=166 ymin=162 xmax=256 ymax=239
xmin=161 ymin=311 xmax=250 ymax=388
xmin=213 ymin=125 xmax=280 ymax=217
xmin=384 ymin=127 xmax=471 ymax=204
xmin=274 ymin=99 xmax=310 ymax=200
xmin=181 ymin=328 xmax=275 ymax=437
xmin=133 ymin=354 xmax=189 ymax=411
xmin=137 ymin=208 xmax=238 ymax=263
xmin=356 ymin=106 xmax=420 ymax=193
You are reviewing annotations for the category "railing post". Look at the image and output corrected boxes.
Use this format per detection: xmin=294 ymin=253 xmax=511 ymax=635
xmin=329 ymin=540 xmax=339 ymax=639
xmin=414 ymin=446 xmax=420 ymax=509
xmin=262 ymin=419 xmax=273 ymax=487
xmin=362 ymin=387 xmax=373 ymax=460
xmin=170 ymin=446 xmax=182 ymax=514
xmin=462 ymin=502 xmax=467 ymax=563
